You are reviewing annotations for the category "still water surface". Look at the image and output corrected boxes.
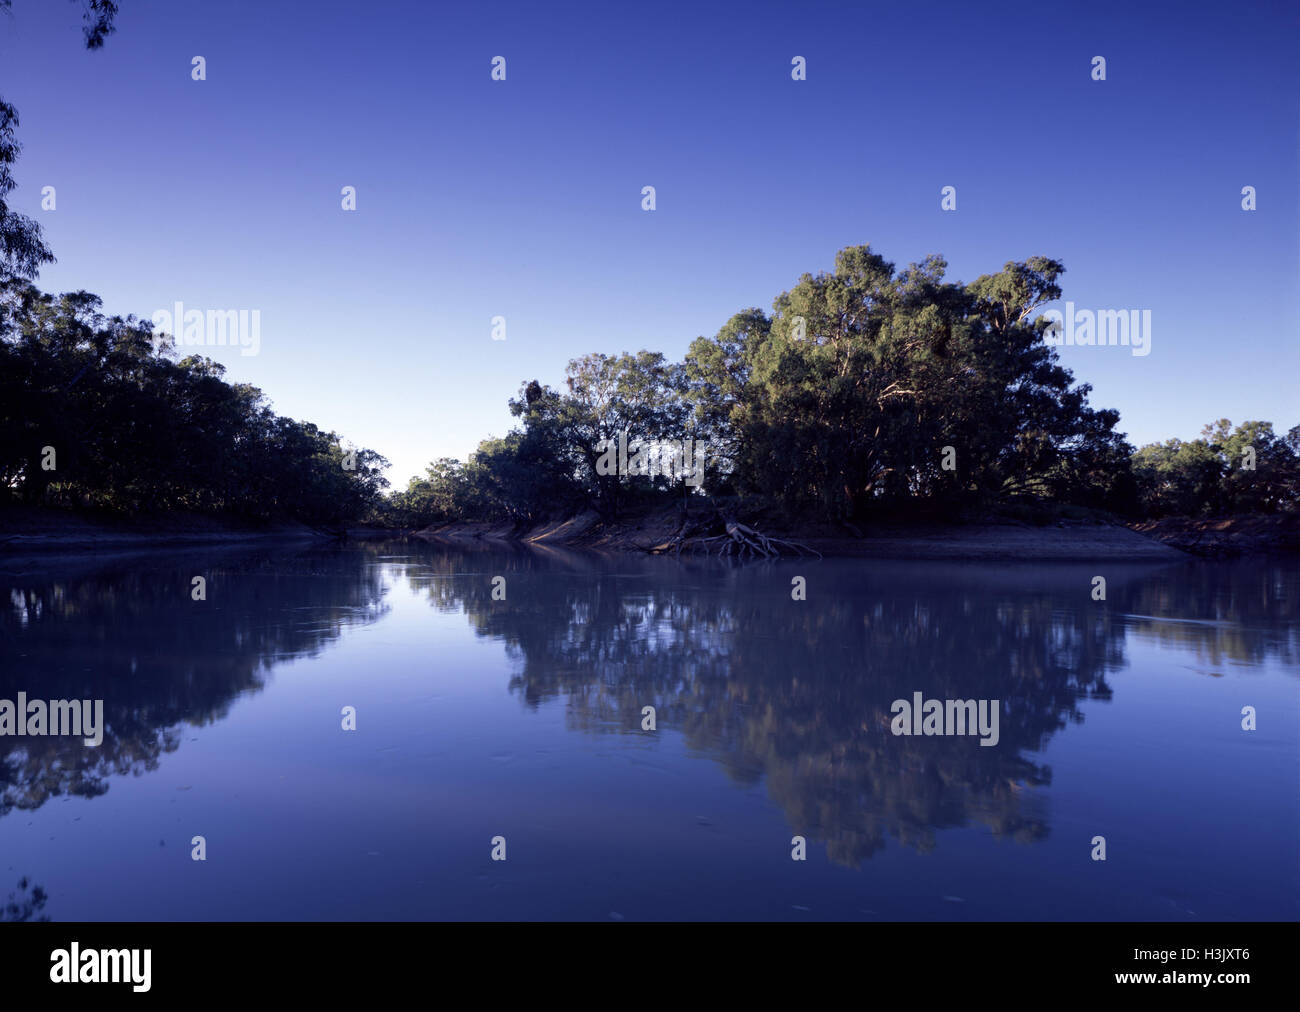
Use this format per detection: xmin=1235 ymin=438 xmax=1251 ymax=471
xmin=2 ymin=540 xmax=1296 ymax=920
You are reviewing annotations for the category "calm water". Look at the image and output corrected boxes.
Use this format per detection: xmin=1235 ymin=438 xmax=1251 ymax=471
xmin=1 ymin=540 xmax=1297 ymax=921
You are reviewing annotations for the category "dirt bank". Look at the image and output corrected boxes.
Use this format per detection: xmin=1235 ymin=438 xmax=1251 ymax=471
xmin=0 ymin=506 xmax=392 ymax=555
xmin=1130 ymin=513 xmax=1300 ymax=557
xmin=417 ymin=508 xmax=1187 ymax=561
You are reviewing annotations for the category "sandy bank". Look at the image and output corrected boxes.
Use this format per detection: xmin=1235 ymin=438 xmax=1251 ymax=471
xmin=0 ymin=507 xmax=394 ymax=556
xmin=1131 ymin=513 xmax=1300 ymax=557
xmin=417 ymin=510 xmax=1187 ymax=561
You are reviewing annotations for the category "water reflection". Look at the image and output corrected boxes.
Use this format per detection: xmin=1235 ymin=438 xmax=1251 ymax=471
xmin=0 ymin=546 xmax=389 ymax=819
xmin=1 ymin=876 xmax=49 ymax=922
xmin=402 ymin=549 xmax=1297 ymax=864
xmin=1120 ymin=563 xmax=1299 ymax=667
xmin=2 ymin=541 xmax=1295 ymax=876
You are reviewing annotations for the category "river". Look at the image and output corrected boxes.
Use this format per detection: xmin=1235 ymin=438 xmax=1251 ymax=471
xmin=1 ymin=540 xmax=1296 ymax=920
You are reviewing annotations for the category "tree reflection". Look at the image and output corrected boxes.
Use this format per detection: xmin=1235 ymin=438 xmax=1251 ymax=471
xmin=1 ymin=876 xmax=48 ymax=922
xmin=409 ymin=551 xmax=1297 ymax=866
xmin=0 ymin=546 xmax=389 ymax=818
xmin=5 ymin=540 xmax=1293 ymax=873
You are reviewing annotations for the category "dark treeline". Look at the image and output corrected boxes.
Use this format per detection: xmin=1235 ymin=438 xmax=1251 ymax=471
xmin=1 ymin=3 xmax=391 ymax=529
xmin=1132 ymin=419 xmax=1300 ymax=517
xmin=2 ymin=6 xmax=1296 ymax=531
xmin=384 ymin=246 xmax=1300 ymax=529
xmin=3 ymin=247 xmax=1295 ymax=531
xmin=0 ymin=281 xmax=390 ymax=526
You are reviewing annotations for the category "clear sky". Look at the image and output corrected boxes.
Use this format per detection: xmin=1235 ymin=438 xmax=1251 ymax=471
xmin=3 ymin=0 xmax=1297 ymax=488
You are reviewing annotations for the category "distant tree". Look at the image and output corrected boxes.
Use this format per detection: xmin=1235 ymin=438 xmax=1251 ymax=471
xmin=387 ymin=458 xmax=473 ymax=527
xmin=1131 ymin=438 xmax=1224 ymax=517
xmin=1130 ymin=419 xmax=1300 ymax=517
xmin=1201 ymin=419 xmax=1298 ymax=514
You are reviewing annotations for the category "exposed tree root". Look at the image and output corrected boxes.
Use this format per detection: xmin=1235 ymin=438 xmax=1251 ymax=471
xmin=653 ymin=514 xmax=822 ymax=559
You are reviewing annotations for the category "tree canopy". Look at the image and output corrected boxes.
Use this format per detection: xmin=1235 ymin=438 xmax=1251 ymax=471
xmin=0 ymin=280 xmax=389 ymax=526
xmin=389 ymin=245 xmax=1215 ymax=528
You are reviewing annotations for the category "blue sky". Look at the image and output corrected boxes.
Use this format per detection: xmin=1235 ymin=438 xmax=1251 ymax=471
xmin=3 ymin=0 xmax=1297 ymax=487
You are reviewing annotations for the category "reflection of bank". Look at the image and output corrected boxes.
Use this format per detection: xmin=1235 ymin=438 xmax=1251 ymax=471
xmin=0 ymin=545 xmax=389 ymax=822
xmin=424 ymin=552 xmax=1295 ymax=867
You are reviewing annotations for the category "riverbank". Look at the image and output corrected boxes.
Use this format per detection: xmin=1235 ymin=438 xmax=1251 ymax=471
xmin=416 ymin=508 xmax=1188 ymax=561
xmin=14 ymin=504 xmax=1293 ymax=562
xmin=0 ymin=506 xmax=392 ymax=555
xmin=1130 ymin=513 xmax=1300 ymax=557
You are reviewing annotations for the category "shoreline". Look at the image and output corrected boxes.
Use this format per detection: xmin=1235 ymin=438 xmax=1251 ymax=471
xmin=0 ymin=507 xmax=393 ymax=559
xmin=6 ymin=506 xmax=1297 ymax=563
xmin=414 ymin=510 xmax=1192 ymax=562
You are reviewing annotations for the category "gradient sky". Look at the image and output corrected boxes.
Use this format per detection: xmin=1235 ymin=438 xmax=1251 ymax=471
xmin=3 ymin=0 xmax=1297 ymax=488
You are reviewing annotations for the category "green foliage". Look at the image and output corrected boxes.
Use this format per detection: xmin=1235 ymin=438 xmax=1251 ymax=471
xmin=681 ymin=246 xmax=1135 ymax=519
xmin=0 ymin=3 xmax=395 ymax=529
xmin=0 ymin=279 xmax=389 ymax=526
xmin=1132 ymin=420 xmax=1299 ymax=517
xmin=390 ymin=245 xmax=1156 ymax=527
